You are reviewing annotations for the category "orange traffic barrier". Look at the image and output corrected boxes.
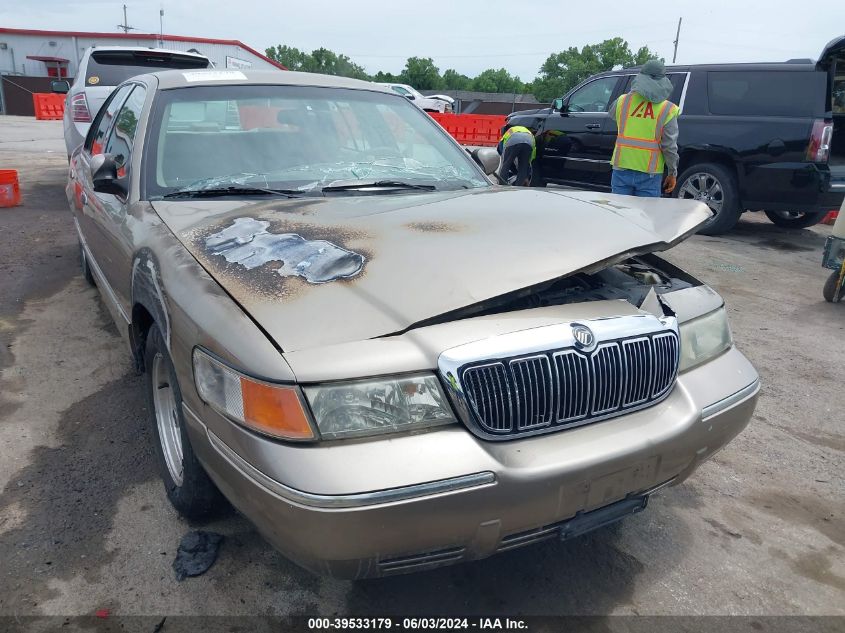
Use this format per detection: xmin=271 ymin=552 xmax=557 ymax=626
xmin=429 ymin=113 xmax=507 ymax=147
xmin=32 ymin=93 xmax=65 ymax=120
xmin=0 ymin=170 xmax=21 ymax=208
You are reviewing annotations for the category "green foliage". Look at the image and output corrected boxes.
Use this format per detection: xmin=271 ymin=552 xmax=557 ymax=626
xmin=532 ymin=37 xmax=660 ymax=102
xmin=266 ymin=38 xmax=659 ymax=103
xmin=470 ymin=68 xmax=523 ymax=94
xmin=442 ymin=69 xmax=471 ymax=91
xmin=399 ymin=57 xmax=442 ymax=90
xmin=265 ymin=45 xmax=369 ymax=80
xmin=373 ymin=70 xmax=402 ymax=84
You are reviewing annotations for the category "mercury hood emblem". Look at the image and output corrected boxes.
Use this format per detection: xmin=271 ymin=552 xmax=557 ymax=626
xmin=571 ymin=324 xmax=595 ymax=349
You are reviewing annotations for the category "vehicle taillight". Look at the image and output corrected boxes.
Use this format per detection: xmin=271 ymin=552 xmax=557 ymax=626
xmin=806 ymin=119 xmax=833 ymax=163
xmin=71 ymin=93 xmax=91 ymax=123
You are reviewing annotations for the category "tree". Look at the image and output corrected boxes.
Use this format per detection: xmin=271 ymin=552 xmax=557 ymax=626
xmin=442 ymin=69 xmax=471 ymax=91
xmin=265 ymin=45 xmax=309 ymax=71
xmin=532 ymin=38 xmax=659 ymax=102
xmin=400 ymin=57 xmax=442 ymax=90
xmin=470 ymin=68 xmax=524 ymax=94
xmin=373 ymin=70 xmax=401 ymax=84
xmin=265 ymin=45 xmax=368 ymax=80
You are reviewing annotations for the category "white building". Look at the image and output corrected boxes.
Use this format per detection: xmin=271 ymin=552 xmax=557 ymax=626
xmin=0 ymin=27 xmax=285 ymax=78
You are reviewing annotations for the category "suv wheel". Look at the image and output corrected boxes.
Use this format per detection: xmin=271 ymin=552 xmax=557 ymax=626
xmin=529 ymin=163 xmax=546 ymax=187
xmin=675 ymin=163 xmax=741 ymax=235
xmin=764 ymin=210 xmax=827 ymax=229
xmin=144 ymin=324 xmax=224 ymax=519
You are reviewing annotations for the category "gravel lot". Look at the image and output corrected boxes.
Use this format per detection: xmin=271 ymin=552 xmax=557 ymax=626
xmin=0 ymin=116 xmax=843 ymax=620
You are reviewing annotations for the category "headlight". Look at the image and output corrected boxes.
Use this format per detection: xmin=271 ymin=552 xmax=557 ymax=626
xmin=303 ymin=373 xmax=456 ymax=440
xmin=679 ymin=307 xmax=733 ymax=372
xmin=193 ymin=349 xmax=315 ymax=440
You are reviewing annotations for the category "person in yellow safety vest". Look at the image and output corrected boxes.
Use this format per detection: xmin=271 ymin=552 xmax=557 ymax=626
xmin=497 ymin=125 xmax=536 ymax=186
xmin=609 ymin=59 xmax=680 ymax=198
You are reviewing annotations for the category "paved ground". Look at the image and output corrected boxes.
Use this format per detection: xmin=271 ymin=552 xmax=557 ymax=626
xmin=0 ymin=115 xmax=843 ymax=618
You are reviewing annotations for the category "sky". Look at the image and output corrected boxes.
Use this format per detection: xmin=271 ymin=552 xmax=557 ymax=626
xmin=4 ymin=0 xmax=843 ymax=80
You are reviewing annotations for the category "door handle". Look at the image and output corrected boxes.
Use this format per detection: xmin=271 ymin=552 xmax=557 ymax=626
xmin=80 ymin=191 xmax=88 ymax=206
xmin=585 ymin=123 xmax=601 ymax=130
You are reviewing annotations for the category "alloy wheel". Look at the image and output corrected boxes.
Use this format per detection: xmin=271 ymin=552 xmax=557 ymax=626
xmin=679 ymin=172 xmax=724 ymax=215
xmin=152 ymin=352 xmax=184 ymax=486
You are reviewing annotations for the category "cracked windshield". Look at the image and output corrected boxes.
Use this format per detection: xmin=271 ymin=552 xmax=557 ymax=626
xmin=147 ymin=85 xmax=489 ymax=198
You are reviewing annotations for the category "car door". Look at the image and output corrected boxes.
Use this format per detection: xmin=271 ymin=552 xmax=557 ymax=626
xmin=89 ymin=83 xmax=148 ymax=310
xmin=75 ymin=83 xmax=134 ymax=281
xmin=537 ymin=75 xmax=623 ymax=187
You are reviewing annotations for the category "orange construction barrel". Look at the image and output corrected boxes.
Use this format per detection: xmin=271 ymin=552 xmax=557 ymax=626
xmin=0 ymin=170 xmax=21 ymax=207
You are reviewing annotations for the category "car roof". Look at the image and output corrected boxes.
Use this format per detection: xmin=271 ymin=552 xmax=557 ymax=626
xmin=87 ymin=45 xmax=209 ymax=59
xmin=600 ymin=61 xmax=818 ymax=75
xmin=146 ymin=69 xmax=394 ymax=92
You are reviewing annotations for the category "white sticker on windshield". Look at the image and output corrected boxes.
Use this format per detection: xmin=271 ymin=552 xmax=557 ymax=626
xmin=182 ymin=70 xmax=247 ymax=82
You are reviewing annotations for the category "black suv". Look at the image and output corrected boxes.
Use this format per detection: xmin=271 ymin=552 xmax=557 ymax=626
xmin=507 ymin=37 xmax=845 ymax=234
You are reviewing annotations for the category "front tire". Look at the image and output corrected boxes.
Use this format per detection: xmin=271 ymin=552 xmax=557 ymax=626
xmin=674 ymin=163 xmax=741 ymax=235
xmin=79 ymin=242 xmax=96 ymax=287
xmin=764 ymin=210 xmax=827 ymax=229
xmin=144 ymin=324 xmax=223 ymax=519
xmin=823 ymin=271 xmax=843 ymax=303
xmin=529 ymin=163 xmax=546 ymax=187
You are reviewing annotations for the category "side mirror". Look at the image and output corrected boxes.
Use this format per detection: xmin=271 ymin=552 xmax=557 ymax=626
xmin=51 ymin=79 xmax=70 ymax=94
xmin=91 ymin=154 xmax=127 ymax=197
xmin=472 ymin=147 xmax=500 ymax=176
xmin=405 ymin=94 xmax=416 ymax=101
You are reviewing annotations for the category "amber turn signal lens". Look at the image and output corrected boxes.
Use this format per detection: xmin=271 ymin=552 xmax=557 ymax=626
xmin=240 ymin=377 xmax=315 ymax=440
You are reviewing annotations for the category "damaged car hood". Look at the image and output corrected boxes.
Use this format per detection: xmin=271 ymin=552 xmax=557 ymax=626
xmin=153 ymin=188 xmax=711 ymax=352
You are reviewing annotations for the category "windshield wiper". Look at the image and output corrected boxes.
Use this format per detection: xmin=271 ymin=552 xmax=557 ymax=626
xmin=162 ymin=186 xmax=311 ymax=199
xmin=320 ymin=180 xmax=437 ymax=193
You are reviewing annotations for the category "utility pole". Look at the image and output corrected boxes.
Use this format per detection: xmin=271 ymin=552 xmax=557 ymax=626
xmin=159 ymin=7 xmax=165 ymax=46
xmin=672 ymin=17 xmax=682 ymax=63
xmin=117 ymin=4 xmax=137 ymax=34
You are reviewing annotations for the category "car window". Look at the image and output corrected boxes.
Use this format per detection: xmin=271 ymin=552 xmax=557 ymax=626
xmin=617 ymin=73 xmax=685 ymax=107
xmin=145 ymin=84 xmax=489 ymax=198
xmin=86 ymin=83 xmax=133 ymax=154
xmin=568 ymin=77 xmax=619 ymax=113
xmin=104 ymin=85 xmax=146 ymax=178
xmin=833 ymin=71 xmax=845 ymax=114
xmin=707 ymin=70 xmax=826 ymax=117
xmin=85 ymin=50 xmax=209 ymax=87
xmin=668 ymin=73 xmax=686 ymax=106
xmin=391 ymin=86 xmax=413 ymax=97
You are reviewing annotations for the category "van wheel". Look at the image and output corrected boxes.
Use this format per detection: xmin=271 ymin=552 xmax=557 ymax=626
xmin=675 ymin=163 xmax=741 ymax=235
xmin=79 ymin=243 xmax=96 ymax=287
xmin=764 ymin=210 xmax=827 ymax=229
xmin=529 ymin=164 xmax=546 ymax=187
xmin=823 ymin=271 xmax=843 ymax=303
xmin=144 ymin=324 xmax=224 ymax=519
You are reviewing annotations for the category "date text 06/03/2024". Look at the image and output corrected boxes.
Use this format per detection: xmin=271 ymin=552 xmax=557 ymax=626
xmin=307 ymin=618 xmax=529 ymax=630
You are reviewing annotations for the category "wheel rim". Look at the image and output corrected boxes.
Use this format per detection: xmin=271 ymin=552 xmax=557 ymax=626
xmin=678 ymin=172 xmax=724 ymax=216
xmin=152 ymin=352 xmax=184 ymax=486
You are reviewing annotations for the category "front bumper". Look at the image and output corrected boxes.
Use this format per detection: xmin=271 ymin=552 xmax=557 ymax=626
xmin=185 ymin=346 xmax=759 ymax=579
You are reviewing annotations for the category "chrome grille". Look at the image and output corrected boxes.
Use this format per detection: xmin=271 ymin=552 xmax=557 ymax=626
xmin=462 ymin=362 xmax=514 ymax=432
xmin=457 ymin=330 xmax=679 ymax=438
xmin=509 ymin=355 xmax=555 ymax=430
